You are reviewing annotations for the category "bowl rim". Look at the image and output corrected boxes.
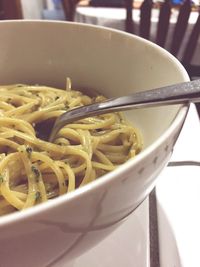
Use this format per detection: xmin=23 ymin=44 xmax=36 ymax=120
xmin=0 ymin=20 xmax=190 ymax=227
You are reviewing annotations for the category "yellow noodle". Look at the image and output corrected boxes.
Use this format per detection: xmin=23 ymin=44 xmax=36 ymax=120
xmin=0 ymin=102 xmax=14 ymax=111
xmin=0 ymin=138 xmax=19 ymax=151
xmin=56 ymin=161 xmax=75 ymax=192
xmin=67 ymin=114 xmax=116 ymax=130
xmin=0 ymin=155 xmax=25 ymax=210
xmin=94 ymin=150 xmax=114 ymax=166
xmin=92 ymin=161 xmax=116 ymax=171
xmin=0 ymin=82 xmax=142 ymax=215
xmin=0 ymin=117 xmax=35 ymax=136
xmin=18 ymin=147 xmax=39 ymax=209
xmin=31 ymin=151 xmax=67 ymax=195
xmin=5 ymin=101 xmax=39 ymax=117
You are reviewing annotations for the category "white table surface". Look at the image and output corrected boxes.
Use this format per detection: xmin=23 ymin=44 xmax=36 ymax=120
xmin=75 ymin=7 xmax=200 ymax=65
xmin=157 ymin=104 xmax=200 ymax=267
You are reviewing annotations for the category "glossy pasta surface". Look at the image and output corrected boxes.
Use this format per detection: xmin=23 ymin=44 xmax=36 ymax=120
xmin=0 ymin=82 xmax=142 ymax=215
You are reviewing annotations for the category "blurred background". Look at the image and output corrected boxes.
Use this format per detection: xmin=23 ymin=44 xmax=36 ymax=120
xmin=2 ymin=0 xmax=197 ymax=21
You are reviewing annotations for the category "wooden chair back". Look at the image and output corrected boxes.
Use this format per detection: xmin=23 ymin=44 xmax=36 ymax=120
xmin=125 ymin=0 xmax=200 ymax=78
xmin=0 ymin=0 xmax=23 ymax=20
xmin=62 ymin=0 xmax=80 ymax=21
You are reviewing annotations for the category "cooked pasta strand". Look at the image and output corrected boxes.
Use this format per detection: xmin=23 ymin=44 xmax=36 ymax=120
xmin=0 ymin=82 xmax=142 ymax=215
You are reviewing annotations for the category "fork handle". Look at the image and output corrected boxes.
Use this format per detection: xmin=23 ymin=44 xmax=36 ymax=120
xmin=49 ymin=79 xmax=200 ymax=142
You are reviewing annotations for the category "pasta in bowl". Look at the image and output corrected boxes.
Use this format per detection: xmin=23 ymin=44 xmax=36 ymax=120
xmin=0 ymin=20 xmax=189 ymax=267
xmin=0 ymin=81 xmax=142 ymax=215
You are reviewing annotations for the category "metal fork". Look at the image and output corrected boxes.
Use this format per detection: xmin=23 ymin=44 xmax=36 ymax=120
xmin=49 ymin=79 xmax=200 ymax=142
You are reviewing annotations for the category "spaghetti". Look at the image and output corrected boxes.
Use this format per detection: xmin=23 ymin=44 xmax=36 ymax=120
xmin=0 ymin=80 xmax=142 ymax=215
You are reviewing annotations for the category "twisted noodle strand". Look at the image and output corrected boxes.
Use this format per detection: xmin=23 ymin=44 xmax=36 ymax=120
xmin=0 ymin=82 xmax=142 ymax=215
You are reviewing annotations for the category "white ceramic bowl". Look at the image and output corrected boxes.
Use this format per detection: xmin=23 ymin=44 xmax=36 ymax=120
xmin=0 ymin=21 xmax=189 ymax=267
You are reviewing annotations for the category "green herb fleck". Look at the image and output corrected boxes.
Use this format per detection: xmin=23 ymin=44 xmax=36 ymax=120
xmin=31 ymin=165 xmax=40 ymax=182
xmin=0 ymin=174 xmax=4 ymax=184
xmin=35 ymin=191 xmax=41 ymax=201
xmin=26 ymin=146 xmax=33 ymax=158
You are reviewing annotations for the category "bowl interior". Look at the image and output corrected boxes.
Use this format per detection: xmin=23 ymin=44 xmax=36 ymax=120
xmin=0 ymin=21 xmax=189 ymax=149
